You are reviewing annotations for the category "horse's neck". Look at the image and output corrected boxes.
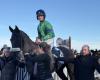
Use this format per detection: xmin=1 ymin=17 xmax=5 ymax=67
xmin=20 ymin=31 xmax=34 ymax=53
xmin=23 ymin=39 xmax=34 ymax=53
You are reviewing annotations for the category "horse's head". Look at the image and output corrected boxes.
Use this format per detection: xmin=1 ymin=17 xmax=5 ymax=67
xmin=9 ymin=26 xmax=24 ymax=49
xmin=9 ymin=25 xmax=35 ymax=53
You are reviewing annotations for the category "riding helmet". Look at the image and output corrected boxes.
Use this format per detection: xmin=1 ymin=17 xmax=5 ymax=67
xmin=36 ymin=9 xmax=46 ymax=19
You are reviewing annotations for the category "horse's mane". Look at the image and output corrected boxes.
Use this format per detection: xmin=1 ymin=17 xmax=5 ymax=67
xmin=19 ymin=30 xmax=34 ymax=53
xmin=20 ymin=30 xmax=33 ymax=43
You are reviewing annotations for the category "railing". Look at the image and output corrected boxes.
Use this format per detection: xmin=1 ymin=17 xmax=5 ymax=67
xmin=0 ymin=68 xmax=100 ymax=80
xmin=15 ymin=67 xmax=68 ymax=80
xmin=15 ymin=67 xmax=30 ymax=80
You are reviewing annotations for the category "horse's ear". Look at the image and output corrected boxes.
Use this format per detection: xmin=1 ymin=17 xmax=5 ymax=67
xmin=9 ymin=26 xmax=14 ymax=32
xmin=15 ymin=25 xmax=20 ymax=32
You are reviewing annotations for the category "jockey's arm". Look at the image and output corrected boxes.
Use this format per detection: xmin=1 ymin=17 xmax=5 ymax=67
xmin=38 ymin=29 xmax=45 ymax=41
xmin=43 ymin=23 xmax=54 ymax=41
xmin=35 ymin=37 xmax=42 ymax=44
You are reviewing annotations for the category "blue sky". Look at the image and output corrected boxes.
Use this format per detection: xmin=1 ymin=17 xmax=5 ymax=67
xmin=0 ymin=0 xmax=100 ymax=51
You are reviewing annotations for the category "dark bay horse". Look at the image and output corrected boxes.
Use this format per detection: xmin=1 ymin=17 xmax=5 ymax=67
xmin=9 ymin=26 xmax=75 ymax=80
xmin=9 ymin=26 xmax=35 ymax=54
xmin=9 ymin=26 xmax=36 ymax=80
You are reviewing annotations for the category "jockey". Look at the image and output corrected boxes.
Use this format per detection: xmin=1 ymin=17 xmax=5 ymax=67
xmin=36 ymin=9 xmax=55 ymax=46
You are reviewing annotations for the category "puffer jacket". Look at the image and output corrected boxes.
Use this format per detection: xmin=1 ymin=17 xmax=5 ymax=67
xmin=26 ymin=53 xmax=53 ymax=80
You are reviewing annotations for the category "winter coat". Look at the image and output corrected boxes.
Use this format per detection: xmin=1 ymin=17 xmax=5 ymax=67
xmin=73 ymin=54 xmax=100 ymax=80
xmin=25 ymin=53 xmax=53 ymax=80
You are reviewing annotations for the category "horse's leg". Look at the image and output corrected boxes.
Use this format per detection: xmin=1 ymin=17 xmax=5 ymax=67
xmin=66 ymin=63 xmax=75 ymax=80
xmin=55 ymin=64 xmax=68 ymax=80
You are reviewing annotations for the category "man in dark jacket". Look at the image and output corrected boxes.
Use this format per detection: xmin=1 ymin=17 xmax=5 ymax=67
xmin=0 ymin=48 xmax=24 ymax=80
xmin=73 ymin=45 xmax=100 ymax=80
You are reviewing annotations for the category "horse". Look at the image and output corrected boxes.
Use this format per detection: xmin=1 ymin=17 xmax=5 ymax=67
xmin=52 ymin=46 xmax=75 ymax=80
xmin=9 ymin=26 xmax=35 ymax=54
xmin=9 ymin=26 xmax=75 ymax=80
xmin=9 ymin=26 xmax=36 ymax=80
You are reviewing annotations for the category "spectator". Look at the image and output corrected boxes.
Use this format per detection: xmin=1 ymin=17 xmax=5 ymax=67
xmin=25 ymin=42 xmax=54 ymax=80
xmin=60 ymin=45 xmax=100 ymax=80
xmin=0 ymin=47 xmax=24 ymax=80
